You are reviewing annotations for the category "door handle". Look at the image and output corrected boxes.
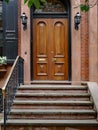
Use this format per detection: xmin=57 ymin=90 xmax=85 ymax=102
xmin=52 ymin=58 xmax=56 ymax=62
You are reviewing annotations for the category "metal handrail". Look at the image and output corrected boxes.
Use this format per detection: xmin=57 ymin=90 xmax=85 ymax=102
xmin=0 ymin=88 xmax=3 ymax=112
xmin=2 ymin=56 xmax=24 ymax=130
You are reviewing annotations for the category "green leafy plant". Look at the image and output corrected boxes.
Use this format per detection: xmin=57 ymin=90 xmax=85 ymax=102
xmin=5 ymin=0 xmax=46 ymax=9
xmin=0 ymin=56 xmax=7 ymax=66
xmin=80 ymin=4 xmax=89 ymax=12
xmin=74 ymin=0 xmax=98 ymax=12
xmin=24 ymin=0 xmax=46 ymax=8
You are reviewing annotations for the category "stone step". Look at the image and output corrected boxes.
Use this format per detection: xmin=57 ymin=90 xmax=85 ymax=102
xmin=1 ymin=83 xmax=97 ymax=130
xmin=12 ymin=100 xmax=93 ymax=109
xmin=18 ymin=85 xmax=88 ymax=93
xmin=30 ymin=81 xmax=87 ymax=85
xmin=19 ymin=84 xmax=88 ymax=90
xmin=1 ymin=119 xmax=98 ymax=130
xmin=9 ymin=109 xmax=96 ymax=120
xmin=5 ymin=119 xmax=98 ymax=126
xmin=31 ymin=80 xmax=72 ymax=84
xmin=15 ymin=92 xmax=90 ymax=101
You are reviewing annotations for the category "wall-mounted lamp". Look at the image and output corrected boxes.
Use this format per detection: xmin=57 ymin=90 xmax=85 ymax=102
xmin=20 ymin=12 xmax=28 ymax=30
xmin=74 ymin=12 xmax=81 ymax=30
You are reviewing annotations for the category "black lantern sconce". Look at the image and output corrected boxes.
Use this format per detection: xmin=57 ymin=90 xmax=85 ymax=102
xmin=20 ymin=12 xmax=28 ymax=30
xmin=74 ymin=12 xmax=81 ymax=30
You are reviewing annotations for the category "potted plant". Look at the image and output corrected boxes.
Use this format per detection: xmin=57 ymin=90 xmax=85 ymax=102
xmin=0 ymin=56 xmax=7 ymax=71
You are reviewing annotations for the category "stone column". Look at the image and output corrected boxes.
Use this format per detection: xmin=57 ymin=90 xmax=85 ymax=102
xmin=71 ymin=0 xmax=81 ymax=83
xmin=89 ymin=1 xmax=98 ymax=82
xmin=21 ymin=0 xmax=31 ymax=84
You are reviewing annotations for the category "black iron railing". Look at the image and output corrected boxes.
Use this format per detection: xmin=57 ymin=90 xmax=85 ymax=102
xmin=2 ymin=56 xmax=24 ymax=130
xmin=0 ymin=88 xmax=3 ymax=112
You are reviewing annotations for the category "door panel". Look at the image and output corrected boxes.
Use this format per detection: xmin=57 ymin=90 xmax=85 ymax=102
xmin=50 ymin=19 xmax=68 ymax=80
xmin=33 ymin=18 xmax=68 ymax=80
xmin=36 ymin=21 xmax=47 ymax=56
xmin=33 ymin=19 xmax=49 ymax=80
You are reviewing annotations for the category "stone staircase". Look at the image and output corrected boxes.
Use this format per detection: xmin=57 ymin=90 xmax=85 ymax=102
xmin=1 ymin=82 xmax=98 ymax=130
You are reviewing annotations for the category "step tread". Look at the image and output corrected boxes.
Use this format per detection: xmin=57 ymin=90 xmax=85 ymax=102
xmin=19 ymin=85 xmax=87 ymax=90
xmin=31 ymin=80 xmax=86 ymax=85
xmin=4 ymin=119 xmax=98 ymax=125
xmin=31 ymin=80 xmax=72 ymax=84
xmin=13 ymin=100 xmax=93 ymax=104
xmin=10 ymin=109 xmax=96 ymax=114
xmin=16 ymin=93 xmax=90 ymax=97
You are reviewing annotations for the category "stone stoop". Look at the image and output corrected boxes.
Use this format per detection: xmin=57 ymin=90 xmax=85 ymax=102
xmin=1 ymin=82 xmax=98 ymax=130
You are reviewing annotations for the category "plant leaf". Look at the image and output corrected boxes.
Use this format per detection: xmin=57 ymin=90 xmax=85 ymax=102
xmin=28 ymin=0 xmax=34 ymax=8
xmin=24 ymin=0 xmax=46 ymax=8
xmin=85 ymin=5 xmax=89 ymax=12
xmin=33 ymin=0 xmax=40 ymax=9
xmin=80 ymin=4 xmax=89 ymax=12
xmin=24 ymin=0 xmax=28 ymax=4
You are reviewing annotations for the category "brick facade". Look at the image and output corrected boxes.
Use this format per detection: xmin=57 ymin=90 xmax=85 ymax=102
xmin=81 ymin=0 xmax=89 ymax=81
xmin=71 ymin=0 xmax=81 ymax=83
xmin=18 ymin=0 xmax=98 ymax=83
xmin=81 ymin=11 xmax=89 ymax=81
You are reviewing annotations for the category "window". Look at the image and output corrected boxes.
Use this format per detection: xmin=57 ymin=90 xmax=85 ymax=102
xmin=0 ymin=1 xmax=3 ymax=56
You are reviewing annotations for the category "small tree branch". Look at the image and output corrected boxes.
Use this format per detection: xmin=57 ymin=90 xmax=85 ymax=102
xmin=89 ymin=0 xmax=98 ymax=8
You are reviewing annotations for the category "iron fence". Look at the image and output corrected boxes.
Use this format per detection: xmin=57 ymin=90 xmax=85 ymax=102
xmin=2 ymin=56 xmax=24 ymax=130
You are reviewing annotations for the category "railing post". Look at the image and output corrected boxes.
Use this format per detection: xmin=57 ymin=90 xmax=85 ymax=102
xmin=18 ymin=58 xmax=24 ymax=85
xmin=0 ymin=88 xmax=3 ymax=112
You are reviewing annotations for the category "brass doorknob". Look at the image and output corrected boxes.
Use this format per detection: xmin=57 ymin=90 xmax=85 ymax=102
xmin=52 ymin=58 xmax=56 ymax=62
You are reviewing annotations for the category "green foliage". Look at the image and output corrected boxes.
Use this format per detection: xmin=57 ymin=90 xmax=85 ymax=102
xmin=24 ymin=0 xmax=46 ymax=8
xmin=80 ymin=0 xmax=89 ymax=12
xmin=80 ymin=4 xmax=89 ymax=12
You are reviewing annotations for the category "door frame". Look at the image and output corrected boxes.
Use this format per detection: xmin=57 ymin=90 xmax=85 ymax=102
xmin=30 ymin=0 xmax=71 ymax=81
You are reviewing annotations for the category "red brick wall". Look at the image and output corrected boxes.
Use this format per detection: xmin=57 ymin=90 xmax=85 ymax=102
xmin=81 ymin=0 xmax=89 ymax=81
xmin=81 ymin=12 xmax=89 ymax=81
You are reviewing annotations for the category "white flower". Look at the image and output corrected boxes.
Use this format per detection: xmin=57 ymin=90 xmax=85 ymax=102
xmin=0 ymin=56 xmax=7 ymax=66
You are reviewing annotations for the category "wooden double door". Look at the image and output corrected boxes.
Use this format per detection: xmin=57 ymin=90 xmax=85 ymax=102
xmin=33 ymin=18 xmax=68 ymax=80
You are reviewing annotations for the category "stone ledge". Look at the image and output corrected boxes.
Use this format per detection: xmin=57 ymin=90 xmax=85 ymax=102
xmin=16 ymin=92 xmax=90 ymax=97
xmin=19 ymin=84 xmax=87 ymax=89
xmin=13 ymin=100 xmax=93 ymax=105
xmin=10 ymin=109 xmax=95 ymax=114
xmin=87 ymin=82 xmax=98 ymax=120
xmin=0 ymin=119 xmax=98 ymax=126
